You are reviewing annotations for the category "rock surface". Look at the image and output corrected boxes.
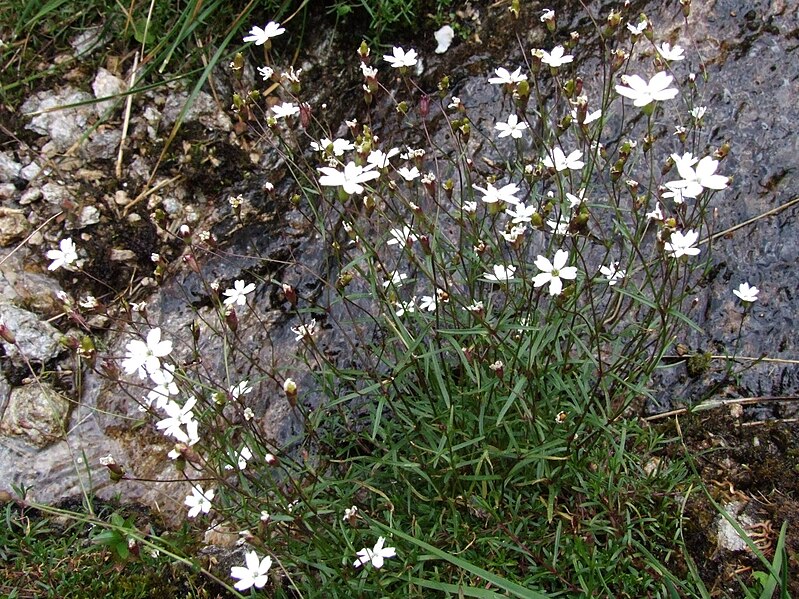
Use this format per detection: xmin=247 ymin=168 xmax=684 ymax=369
xmin=0 ymin=383 xmax=71 ymax=447
xmin=0 ymin=0 xmax=796 ymax=520
xmin=0 ymin=303 xmax=63 ymax=363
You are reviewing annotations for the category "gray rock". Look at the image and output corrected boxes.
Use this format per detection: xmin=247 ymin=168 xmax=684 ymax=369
xmin=0 ymin=183 xmax=17 ymax=200
xmin=716 ymin=501 xmax=757 ymax=552
xmin=21 ymin=88 xmax=97 ymax=153
xmin=20 ymin=161 xmax=44 ymax=182
xmin=70 ymin=26 xmax=106 ymax=57
xmin=0 ymin=382 xmax=71 ymax=448
xmin=0 ymin=151 xmax=22 ymax=182
xmin=0 ymin=303 xmax=63 ymax=362
xmin=0 ymin=208 xmax=31 ymax=247
xmin=19 ymin=187 xmax=42 ymax=205
xmin=40 ymin=182 xmax=71 ymax=206
xmin=82 ymin=129 xmax=122 ymax=161
xmin=92 ymin=68 xmax=127 ymax=115
xmin=161 ymin=91 xmax=232 ymax=131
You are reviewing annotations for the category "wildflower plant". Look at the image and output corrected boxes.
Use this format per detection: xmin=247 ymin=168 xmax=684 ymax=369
xmin=84 ymin=4 xmax=748 ymax=597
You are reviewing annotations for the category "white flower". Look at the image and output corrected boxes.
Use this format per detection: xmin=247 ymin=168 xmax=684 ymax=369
xmin=311 ymin=137 xmax=355 ymax=156
xmin=506 ymin=203 xmax=536 ymax=223
xmin=566 ymin=189 xmax=586 ymax=209
xmin=145 ymin=365 xmax=178 ymax=409
xmin=386 ymin=226 xmax=418 ymax=246
xmin=353 ymin=537 xmax=397 ymax=569
xmin=691 ymin=106 xmax=707 ymax=120
xmin=223 ymin=280 xmax=256 ymax=306
xmin=662 ymin=182 xmax=688 ymax=204
xmin=615 ymin=72 xmax=678 ymax=107
xmin=482 ymin=264 xmax=517 ymax=282
xmin=495 ymin=114 xmax=529 ymax=139
xmin=473 ymin=182 xmax=521 ymax=204
xmin=367 ymin=147 xmax=400 ymax=168
xmin=664 ymin=229 xmax=701 ymax=258
xmin=271 ymin=102 xmax=299 ymax=119
xmin=382 ymin=271 xmax=408 ymax=288
xmin=257 ymin=66 xmax=274 ymax=80
xmin=397 ymin=166 xmax=421 ymax=181
xmin=532 ymin=249 xmax=578 ymax=296
xmin=733 ymin=282 xmax=759 ymax=303
xmin=419 ymin=295 xmax=437 ymax=312
xmin=122 ymin=327 xmax=173 ymax=379
xmin=541 ymin=45 xmax=573 ymax=68
xmin=657 ymin=42 xmax=685 ymax=61
xmin=669 ymin=155 xmax=729 ymax=198
xmin=540 ymin=9 xmax=555 ymax=22
xmin=46 ymin=238 xmax=78 ymax=271
xmin=599 ymin=262 xmax=626 ymax=286
xmin=462 ymin=200 xmax=478 ymax=213
xmin=547 ymin=217 xmax=570 ymax=236
xmin=243 ymin=22 xmax=285 ymax=45
xmin=488 ymin=66 xmax=526 ymax=85
xmin=318 ymin=161 xmax=379 ymax=195
xmin=343 ymin=506 xmax=359 ymax=521
xmin=291 ymin=318 xmax=317 ymax=341
xmin=360 ymin=63 xmax=378 ymax=80
xmin=646 ymin=202 xmax=664 ymax=220
xmin=434 ymin=25 xmax=455 ymax=54
xmin=184 ymin=484 xmax=214 ymax=518
xmin=626 ymin=20 xmax=647 ymax=35
xmin=464 ymin=300 xmax=484 ymax=313
xmin=233 ymin=446 xmax=252 ymax=470
xmin=394 ymin=297 xmax=416 ymax=317
xmin=281 ymin=66 xmax=302 ymax=84
xmin=383 ymin=46 xmax=418 ymax=68
xmin=543 ymin=147 xmax=584 ymax=172
xmin=230 ymin=550 xmax=272 ymax=591
xmin=156 ymin=397 xmax=199 ymax=444
xmin=230 ymin=379 xmax=253 ymax=399
xmin=500 ymin=224 xmax=527 ymax=243
xmin=571 ymin=107 xmax=602 ymax=124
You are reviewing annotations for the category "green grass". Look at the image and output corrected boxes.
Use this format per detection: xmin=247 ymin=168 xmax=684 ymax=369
xmin=0 ymin=497 xmax=234 ymax=598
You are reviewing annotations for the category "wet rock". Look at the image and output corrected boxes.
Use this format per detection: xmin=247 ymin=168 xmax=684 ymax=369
xmin=0 ymin=382 xmax=71 ymax=448
xmin=21 ymin=88 xmax=97 ymax=154
xmin=0 ymin=303 xmax=63 ymax=362
xmin=0 ymin=208 xmax=31 ymax=247
xmin=0 ymin=151 xmax=22 ymax=182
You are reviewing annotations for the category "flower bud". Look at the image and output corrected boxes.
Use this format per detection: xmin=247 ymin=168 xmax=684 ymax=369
xmin=299 ymin=102 xmax=312 ymax=129
xmin=225 ymin=306 xmax=238 ymax=332
xmin=284 ymin=378 xmax=297 ymax=406
xmin=0 ymin=320 xmax=15 ymax=344
xmin=419 ymin=94 xmax=431 ymax=118
xmin=282 ymin=283 xmax=297 ymax=306
xmin=182 ymin=254 xmax=200 ymax=274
